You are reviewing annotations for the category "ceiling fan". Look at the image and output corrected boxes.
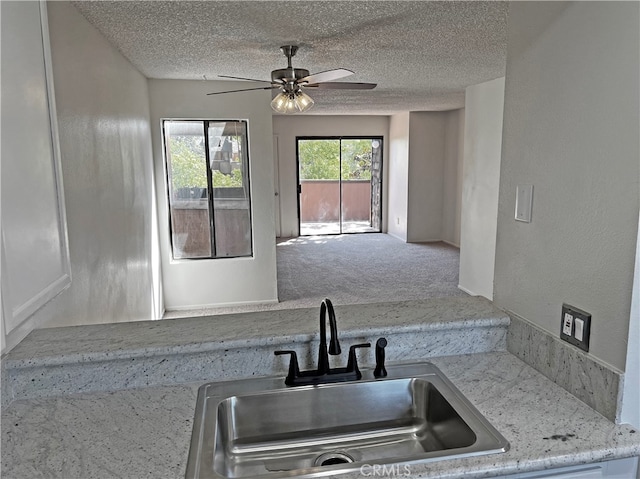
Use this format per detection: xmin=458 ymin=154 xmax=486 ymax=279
xmin=207 ymin=45 xmax=377 ymax=113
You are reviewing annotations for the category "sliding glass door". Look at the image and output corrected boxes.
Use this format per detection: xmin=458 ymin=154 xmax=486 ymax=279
xmin=297 ymin=137 xmax=383 ymax=236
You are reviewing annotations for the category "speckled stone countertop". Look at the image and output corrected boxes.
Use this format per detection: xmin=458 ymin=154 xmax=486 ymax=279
xmin=2 ymin=297 xmax=510 ymax=403
xmin=2 ymin=352 xmax=638 ymax=479
xmin=4 ymin=297 xmax=505 ymax=366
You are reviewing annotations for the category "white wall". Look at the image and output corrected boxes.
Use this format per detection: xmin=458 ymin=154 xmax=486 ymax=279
xmin=494 ymin=2 xmax=639 ymax=370
xmin=46 ymin=1 xmax=158 ymax=327
xmin=271 ymin=115 xmax=390 ymax=238
xmin=388 ymin=111 xmax=464 ymax=245
xmin=442 ymin=109 xmax=465 ymax=247
xmin=459 ymin=78 xmax=505 ymax=299
xmin=407 ymin=112 xmax=446 ymax=242
xmin=387 ymin=113 xmax=410 ymax=241
xmin=0 ymin=1 xmax=158 ymax=341
xmin=1 ymin=1 xmax=71 ymax=353
xmin=621 ymin=212 xmax=640 ymax=428
xmin=149 ymin=80 xmax=278 ymax=310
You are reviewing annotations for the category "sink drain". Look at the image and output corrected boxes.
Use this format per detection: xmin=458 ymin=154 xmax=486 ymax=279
xmin=314 ymin=452 xmax=355 ymax=467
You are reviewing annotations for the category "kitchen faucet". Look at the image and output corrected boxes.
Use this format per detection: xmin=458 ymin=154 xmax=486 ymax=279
xmin=317 ymin=299 xmax=341 ymax=374
xmin=275 ymin=299 xmax=371 ymax=386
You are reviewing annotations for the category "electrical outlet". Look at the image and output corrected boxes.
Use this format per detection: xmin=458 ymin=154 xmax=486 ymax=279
xmin=560 ymin=304 xmax=591 ymax=352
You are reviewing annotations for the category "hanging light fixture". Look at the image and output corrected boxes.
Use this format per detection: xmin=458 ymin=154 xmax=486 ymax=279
xmin=208 ymin=45 xmax=377 ymax=114
xmin=269 ymin=46 xmax=315 ymax=114
xmin=271 ymin=88 xmax=315 ymax=114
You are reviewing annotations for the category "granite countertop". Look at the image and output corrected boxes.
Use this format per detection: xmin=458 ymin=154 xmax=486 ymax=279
xmin=4 ymin=297 xmax=506 ymax=368
xmin=2 ymin=351 xmax=639 ymax=479
xmin=2 ymin=297 xmax=510 ymax=406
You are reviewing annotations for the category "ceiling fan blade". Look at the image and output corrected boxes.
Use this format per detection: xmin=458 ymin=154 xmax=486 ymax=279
xmin=304 ymin=82 xmax=377 ymax=90
xmin=218 ymin=74 xmax=274 ymax=83
xmin=207 ymin=85 xmax=280 ymax=95
xmin=300 ymin=68 xmax=354 ymax=85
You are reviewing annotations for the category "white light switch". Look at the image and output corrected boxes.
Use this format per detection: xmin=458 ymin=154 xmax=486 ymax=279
xmin=563 ymin=312 xmax=574 ymax=336
xmin=515 ymin=185 xmax=533 ymax=222
xmin=560 ymin=304 xmax=591 ymax=351
xmin=574 ymin=318 xmax=584 ymax=341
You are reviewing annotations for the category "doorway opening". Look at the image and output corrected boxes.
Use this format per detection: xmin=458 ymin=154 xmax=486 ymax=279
xmin=297 ymin=137 xmax=383 ymax=236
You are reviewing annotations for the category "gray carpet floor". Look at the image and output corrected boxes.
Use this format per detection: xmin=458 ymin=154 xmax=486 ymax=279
xmin=164 ymin=233 xmax=466 ymax=318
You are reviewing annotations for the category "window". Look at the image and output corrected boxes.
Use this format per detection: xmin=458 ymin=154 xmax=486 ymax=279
xmin=163 ymin=120 xmax=252 ymax=259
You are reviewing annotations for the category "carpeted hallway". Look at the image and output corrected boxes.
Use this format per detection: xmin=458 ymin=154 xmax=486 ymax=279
xmin=165 ymin=233 xmax=466 ymax=318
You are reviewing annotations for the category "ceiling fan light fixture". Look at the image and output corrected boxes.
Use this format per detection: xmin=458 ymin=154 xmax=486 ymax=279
xmin=295 ymin=91 xmax=314 ymax=112
xmin=270 ymin=92 xmax=289 ymax=113
xmin=211 ymin=46 xmax=374 ymax=111
xmin=270 ymin=90 xmax=314 ymax=114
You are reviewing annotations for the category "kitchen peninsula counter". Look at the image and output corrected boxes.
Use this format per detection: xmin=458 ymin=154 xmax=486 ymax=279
xmin=2 ymin=351 xmax=639 ymax=479
xmin=1 ymin=297 xmax=638 ymax=478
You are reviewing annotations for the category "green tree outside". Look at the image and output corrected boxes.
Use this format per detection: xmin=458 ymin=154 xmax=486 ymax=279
xmin=168 ymin=137 xmax=207 ymax=190
xmin=341 ymin=139 xmax=373 ymax=180
xmin=168 ymin=136 xmax=244 ymax=191
xmin=299 ymin=139 xmax=341 ymax=180
xmin=213 ymin=169 xmax=243 ymax=187
xmin=298 ymin=139 xmax=373 ymax=180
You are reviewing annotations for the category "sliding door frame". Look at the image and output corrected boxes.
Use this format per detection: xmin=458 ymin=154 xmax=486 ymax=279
xmin=296 ymin=135 xmax=384 ymax=236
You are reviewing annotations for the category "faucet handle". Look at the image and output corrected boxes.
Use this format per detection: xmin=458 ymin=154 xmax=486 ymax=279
xmin=274 ymin=350 xmax=300 ymax=385
xmin=346 ymin=343 xmax=371 ymax=378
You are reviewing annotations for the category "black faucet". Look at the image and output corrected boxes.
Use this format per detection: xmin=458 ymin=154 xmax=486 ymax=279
xmin=317 ymin=299 xmax=341 ymax=374
xmin=275 ymin=299 xmax=370 ymax=386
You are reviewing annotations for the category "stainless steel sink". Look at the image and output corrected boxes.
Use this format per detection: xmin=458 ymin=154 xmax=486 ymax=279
xmin=186 ymin=363 xmax=509 ymax=478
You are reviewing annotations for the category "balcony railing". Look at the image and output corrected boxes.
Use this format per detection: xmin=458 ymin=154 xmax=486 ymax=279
xmin=300 ymin=179 xmax=371 ymax=222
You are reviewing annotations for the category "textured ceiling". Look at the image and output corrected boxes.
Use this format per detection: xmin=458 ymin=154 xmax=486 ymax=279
xmin=71 ymin=1 xmax=508 ymax=115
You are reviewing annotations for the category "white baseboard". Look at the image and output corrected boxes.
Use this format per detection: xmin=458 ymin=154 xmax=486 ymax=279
xmin=457 ymin=285 xmax=493 ymax=301
xmin=457 ymin=284 xmax=478 ymax=296
xmin=165 ymin=298 xmax=279 ymax=312
xmin=386 ymin=232 xmax=407 ymax=242
xmin=442 ymin=240 xmax=460 ymax=248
